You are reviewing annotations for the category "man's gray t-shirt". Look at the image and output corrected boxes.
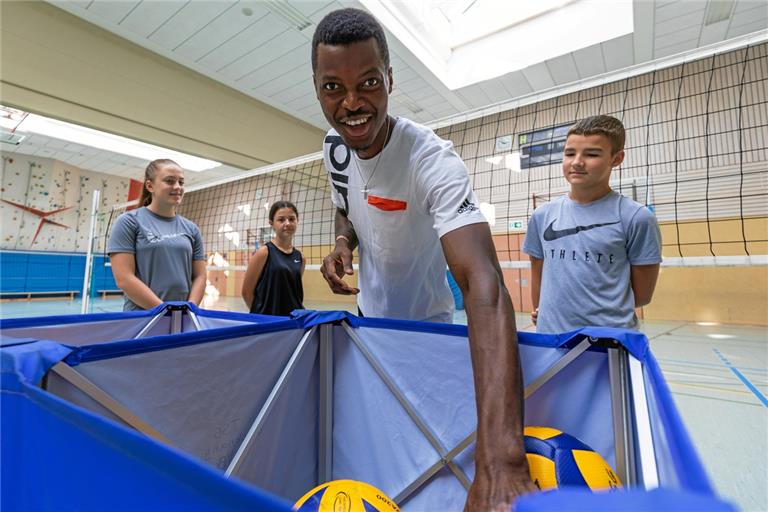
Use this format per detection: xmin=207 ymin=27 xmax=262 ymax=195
xmin=107 ymin=207 xmax=205 ymax=311
xmin=522 ymin=191 xmax=661 ymax=333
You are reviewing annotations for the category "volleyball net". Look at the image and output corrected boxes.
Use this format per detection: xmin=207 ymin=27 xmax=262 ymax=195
xmin=176 ymin=42 xmax=766 ymax=277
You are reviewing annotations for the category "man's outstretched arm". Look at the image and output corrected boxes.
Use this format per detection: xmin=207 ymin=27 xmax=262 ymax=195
xmin=441 ymin=223 xmax=536 ymax=511
xmin=320 ymin=208 xmax=360 ymax=295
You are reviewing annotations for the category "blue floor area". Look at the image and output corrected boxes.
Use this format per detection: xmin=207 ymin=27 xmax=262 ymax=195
xmin=1 ymin=296 xmax=765 ymax=511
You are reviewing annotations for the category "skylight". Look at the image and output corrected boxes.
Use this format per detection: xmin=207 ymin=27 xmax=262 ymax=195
xmin=0 ymin=106 xmax=221 ymax=172
xmin=362 ymin=0 xmax=634 ymax=89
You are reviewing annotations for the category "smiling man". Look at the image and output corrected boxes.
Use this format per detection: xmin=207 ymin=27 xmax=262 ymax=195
xmin=312 ymin=8 xmax=535 ymax=511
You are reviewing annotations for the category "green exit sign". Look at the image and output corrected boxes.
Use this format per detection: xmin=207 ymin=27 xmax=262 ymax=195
xmin=509 ymin=220 xmax=525 ymax=230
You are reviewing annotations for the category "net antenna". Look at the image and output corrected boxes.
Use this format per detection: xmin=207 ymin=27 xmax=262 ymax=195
xmin=80 ymin=198 xmax=138 ymax=313
xmin=96 ymin=199 xmax=139 ymax=265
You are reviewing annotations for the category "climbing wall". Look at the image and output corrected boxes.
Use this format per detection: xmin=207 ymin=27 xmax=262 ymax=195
xmin=0 ymin=154 xmax=130 ymax=252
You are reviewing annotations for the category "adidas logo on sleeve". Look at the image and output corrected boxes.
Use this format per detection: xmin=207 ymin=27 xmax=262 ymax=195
xmin=457 ymin=198 xmax=478 ymax=214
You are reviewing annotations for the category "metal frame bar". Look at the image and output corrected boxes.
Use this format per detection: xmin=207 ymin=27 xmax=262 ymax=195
xmin=342 ymin=324 xmax=472 ymax=500
xmin=225 ymin=326 xmax=317 ymax=477
xmin=628 ymin=355 xmax=659 ymax=489
xmin=522 ymin=338 xmax=593 ymax=400
xmin=49 ymin=362 xmax=172 ymax=445
xmin=170 ymin=308 xmax=183 ymax=334
xmin=187 ymin=309 xmax=202 ymax=331
xmin=133 ymin=308 xmax=167 ymax=339
xmin=608 ymin=347 xmax=637 ymax=486
xmin=396 ymin=337 xmax=594 ymax=503
xmin=318 ymin=324 xmax=334 ymax=483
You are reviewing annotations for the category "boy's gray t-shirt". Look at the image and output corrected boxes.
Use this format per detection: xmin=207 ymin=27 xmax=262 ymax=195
xmin=107 ymin=207 xmax=205 ymax=311
xmin=523 ymin=191 xmax=661 ymax=333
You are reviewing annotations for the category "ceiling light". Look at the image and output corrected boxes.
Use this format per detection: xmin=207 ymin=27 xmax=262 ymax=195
xmin=479 ymin=202 xmax=496 ymax=226
xmin=505 ymin=152 xmax=521 ymax=172
xmin=0 ymin=129 xmax=25 ymax=145
xmin=704 ymin=0 xmax=735 ymax=25
xmin=263 ymin=0 xmax=313 ymax=31
xmin=3 ymin=110 xmax=221 ymax=172
xmin=706 ymin=334 xmax=735 ymax=340
xmin=697 ymin=321 xmax=720 ymax=326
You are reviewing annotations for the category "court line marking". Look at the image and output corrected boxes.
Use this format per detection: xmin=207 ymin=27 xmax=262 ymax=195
xmin=713 ymin=348 xmax=768 ymax=408
xmin=667 ymin=390 xmax=766 ymax=406
xmin=657 ymin=357 xmax=768 ymax=374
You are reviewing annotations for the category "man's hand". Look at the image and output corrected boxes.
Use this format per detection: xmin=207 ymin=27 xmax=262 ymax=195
xmin=320 ymin=242 xmax=359 ymax=295
xmin=465 ymin=461 xmax=538 ymax=512
xmin=531 ymin=308 xmax=539 ymax=326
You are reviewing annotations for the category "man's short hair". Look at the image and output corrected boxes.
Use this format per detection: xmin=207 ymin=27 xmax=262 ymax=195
xmin=312 ymin=8 xmax=390 ymax=72
xmin=567 ymin=115 xmax=626 ymax=154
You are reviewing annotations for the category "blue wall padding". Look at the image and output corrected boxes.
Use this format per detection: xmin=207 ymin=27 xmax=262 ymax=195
xmin=0 ymin=251 xmax=117 ymax=295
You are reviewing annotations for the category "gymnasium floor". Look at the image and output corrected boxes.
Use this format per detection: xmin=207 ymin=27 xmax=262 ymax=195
xmin=1 ymin=297 xmax=765 ymax=511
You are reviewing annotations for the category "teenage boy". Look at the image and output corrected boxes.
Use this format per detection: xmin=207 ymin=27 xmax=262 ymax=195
xmin=523 ymin=115 xmax=662 ymax=334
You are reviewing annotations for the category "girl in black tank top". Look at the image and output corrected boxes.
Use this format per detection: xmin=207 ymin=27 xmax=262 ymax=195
xmin=241 ymin=202 xmax=305 ymax=316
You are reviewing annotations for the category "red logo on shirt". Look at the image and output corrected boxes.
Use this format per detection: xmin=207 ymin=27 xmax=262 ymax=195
xmin=368 ymin=195 xmax=407 ymax=211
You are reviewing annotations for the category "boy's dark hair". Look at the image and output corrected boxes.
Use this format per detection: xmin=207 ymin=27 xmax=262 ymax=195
xmin=269 ymin=201 xmax=299 ymax=222
xmin=312 ymin=8 xmax=389 ymax=72
xmin=567 ymin=115 xmax=626 ymax=154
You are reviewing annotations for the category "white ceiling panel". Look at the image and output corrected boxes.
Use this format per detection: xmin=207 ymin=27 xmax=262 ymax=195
xmin=497 ymin=71 xmax=534 ymax=98
xmin=655 ymin=0 xmax=699 ymax=23
xmin=455 ymin=83 xmax=493 ymax=108
xmin=729 ymin=18 xmax=768 ymax=38
xmin=654 ymin=40 xmax=699 ymax=59
xmin=84 ymin=1 xmax=140 ymax=25
xmin=270 ymin=79 xmax=314 ymax=105
xmin=699 ymin=18 xmax=731 ymax=46
xmin=392 ymin=66 xmax=419 ymax=85
xmin=307 ymin=1 xmax=346 ymax=24
xmin=655 ymin=10 xmax=705 ymax=36
xmin=547 ymin=53 xmax=581 ymax=85
xmin=37 ymin=147 xmax=58 ymax=158
xmin=521 ymin=63 xmax=556 ymax=92
xmin=118 ymin=1 xmax=187 ymax=39
xmin=147 ymin=1 xmax=237 ymax=50
xmin=603 ymin=34 xmax=635 ymax=71
xmin=43 ymin=138 xmax=69 ymax=150
xmin=655 ymin=0 xmax=680 ymax=7
xmin=244 ymin=45 xmax=312 ymax=90
xmin=290 ymin=1 xmax=335 ymax=18
xmin=732 ymin=0 xmax=768 ymax=15
xmin=477 ymin=78 xmax=513 ymax=105
xmin=729 ymin=3 xmax=768 ymax=31
xmin=220 ymin=30 xmax=306 ymax=81
xmin=416 ymin=91 xmax=456 ymax=109
xmin=263 ymin=66 xmax=313 ymax=99
xmin=655 ymin=25 xmax=702 ymax=51
xmin=199 ymin=14 xmax=291 ymax=70
xmin=62 ymin=143 xmax=87 ymax=153
xmin=572 ymin=43 xmax=607 ymax=78
xmin=173 ymin=3 xmax=271 ymax=62
xmin=406 ymin=84 xmax=441 ymax=102
xmin=286 ymin=92 xmax=320 ymax=112
xmin=78 ymin=146 xmax=101 ymax=157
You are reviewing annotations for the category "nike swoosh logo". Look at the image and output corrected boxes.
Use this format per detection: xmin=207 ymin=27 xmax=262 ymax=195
xmin=543 ymin=219 xmax=620 ymax=241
